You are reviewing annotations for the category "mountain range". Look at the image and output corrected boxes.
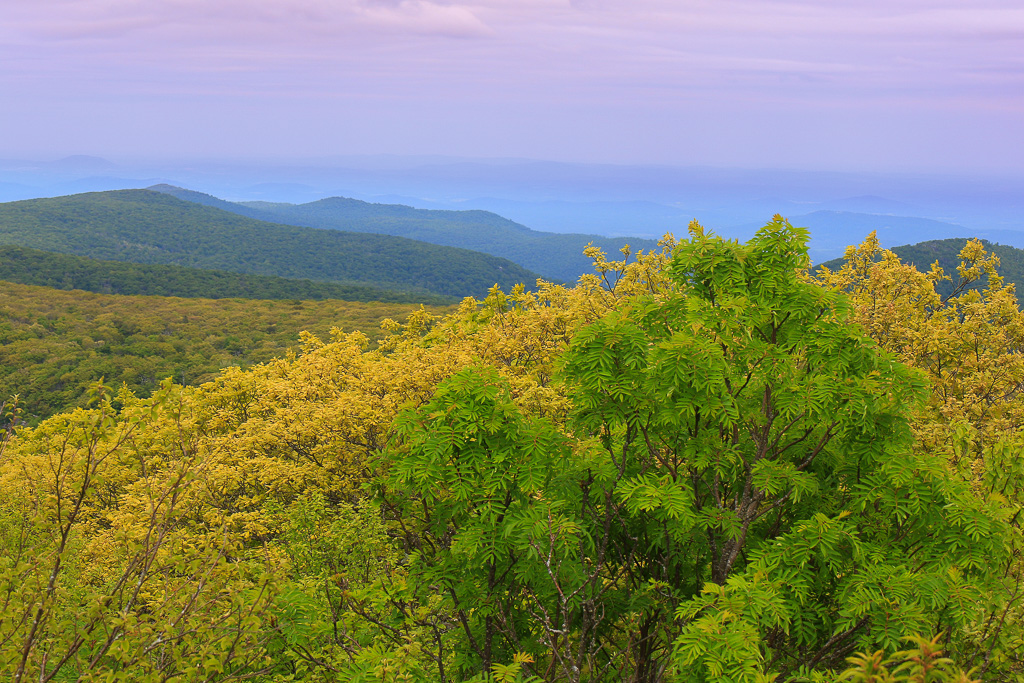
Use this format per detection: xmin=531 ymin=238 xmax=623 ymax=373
xmin=149 ymin=184 xmax=663 ymax=282
xmin=0 ymin=190 xmax=539 ymax=299
xmin=3 ymin=182 xmax=1024 ymax=305
xmin=150 ymin=183 xmax=1024 ymax=269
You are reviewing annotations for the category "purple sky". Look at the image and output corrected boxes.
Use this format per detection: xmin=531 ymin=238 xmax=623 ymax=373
xmin=2 ymin=0 xmax=1023 ymax=174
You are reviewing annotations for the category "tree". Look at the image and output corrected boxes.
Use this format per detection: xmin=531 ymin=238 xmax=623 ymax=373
xmin=815 ymin=234 xmax=1024 ymax=678
xmin=558 ymin=218 xmax=1009 ymax=680
xmin=2 ymin=218 xmax=1014 ymax=681
xmin=338 ymin=218 xmax=1011 ymax=681
xmin=0 ymin=381 xmax=277 ymax=681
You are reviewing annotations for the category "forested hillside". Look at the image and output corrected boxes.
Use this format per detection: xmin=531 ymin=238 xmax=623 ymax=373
xmin=818 ymin=236 xmax=1024 ymax=298
xmin=0 ymin=245 xmax=453 ymax=303
xmin=1 ymin=220 xmax=1022 ymax=682
xmin=151 ymin=184 xmax=661 ymax=282
xmin=0 ymin=190 xmax=541 ymax=298
xmin=0 ymin=280 xmax=447 ymax=420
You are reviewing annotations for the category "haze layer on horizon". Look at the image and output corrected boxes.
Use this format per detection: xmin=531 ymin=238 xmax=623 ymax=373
xmin=3 ymin=1 xmax=1022 ymax=175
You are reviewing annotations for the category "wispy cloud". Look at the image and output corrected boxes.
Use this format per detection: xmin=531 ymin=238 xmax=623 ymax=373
xmin=1 ymin=0 xmax=1021 ymax=170
xmin=355 ymin=1 xmax=494 ymax=37
xmin=6 ymin=0 xmax=494 ymax=42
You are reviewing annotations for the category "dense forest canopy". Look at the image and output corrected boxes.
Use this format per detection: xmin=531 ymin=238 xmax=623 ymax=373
xmin=1 ymin=221 xmax=1022 ymax=682
xmin=0 ymin=280 xmax=451 ymax=421
xmin=0 ymin=244 xmax=454 ymax=304
xmin=0 ymin=190 xmax=540 ymax=298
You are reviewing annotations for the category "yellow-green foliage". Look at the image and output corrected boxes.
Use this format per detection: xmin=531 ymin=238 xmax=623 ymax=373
xmin=0 ymin=280 xmax=452 ymax=420
xmin=0 ymin=237 xmax=674 ymax=682
xmin=814 ymin=233 xmax=1024 ymax=681
xmin=1 ymin=227 xmax=1023 ymax=682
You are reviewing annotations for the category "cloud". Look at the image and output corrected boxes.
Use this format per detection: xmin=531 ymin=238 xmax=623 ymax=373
xmin=894 ymin=7 xmax=1024 ymax=40
xmin=3 ymin=0 xmax=494 ymax=43
xmin=354 ymin=1 xmax=495 ymax=37
xmin=3 ymin=0 xmax=1021 ymax=136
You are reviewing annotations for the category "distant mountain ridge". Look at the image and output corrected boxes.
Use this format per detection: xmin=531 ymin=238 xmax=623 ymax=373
xmin=780 ymin=211 xmax=1024 ymax=264
xmin=0 ymin=190 xmax=540 ymax=299
xmin=147 ymin=184 xmax=274 ymax=220
xmin=150 ymin=184 xmax=663 ymax=282
xmin=151 ymin=185 xmax=1024 ymax=274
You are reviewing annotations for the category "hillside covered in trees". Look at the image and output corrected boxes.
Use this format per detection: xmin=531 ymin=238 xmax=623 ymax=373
xmin=817 ymin=236 xmax=1024 ymax=298
xmin=1 ymin=220 xmax=1022 ymax=682
xmin=151 ymin=184 xmax=662 ymax=283
xmin=0 ymin=280 xmax=448 ymax=420
xmin=0 ymin=190 xmax=541 ymax=299
xmin=0 ymin=245 xmax=454 ymax=303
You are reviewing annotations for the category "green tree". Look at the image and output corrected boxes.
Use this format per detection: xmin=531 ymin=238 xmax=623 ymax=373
xmin=565 ymin=219 xmax=1008 ymax=680
xmin=352 ymin=218 xmax=1012 ymax=682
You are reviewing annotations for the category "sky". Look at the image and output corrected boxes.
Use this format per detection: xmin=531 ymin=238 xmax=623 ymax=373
xmin=2 ymin=0 xmax=1023 ymax=174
